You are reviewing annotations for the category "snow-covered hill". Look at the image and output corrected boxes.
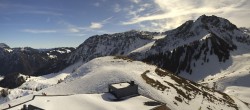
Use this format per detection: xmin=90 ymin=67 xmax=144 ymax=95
xmin=1 ymin=56 xmax=248 ymax=110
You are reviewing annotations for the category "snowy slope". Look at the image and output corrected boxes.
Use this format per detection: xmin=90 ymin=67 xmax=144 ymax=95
xmin=8 ymin=94 xmax=160 ymax=110
xmin=0 ymin=72 xmax=70 ymax=104
xmin=225 ymin=86 xmax=250 ymax=105
xmin=129 ymin=35 xmax=166 ymax=54
xmin=197 ymin=42 xmax=250 ymax=93
xmin=2 ymin=56 xmax=247 ymax=110
xmin=129 ymin=41 xmax=155 ymax=54
xmin=199 ymin=52 xmax=250 ymax=91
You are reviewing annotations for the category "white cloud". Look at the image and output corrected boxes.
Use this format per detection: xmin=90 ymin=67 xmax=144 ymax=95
xmin=122 ymin=0 xmax=250 ymax=31
xmin=22 ymin=29 xmax=57 ymax=34
xmin=102 ymin=16 xmax=113 ymax=23
xmin=90 ymin=22 xmax=103 ymax=29
xmin=19 ymin=10 xmax=63 ymax=16
xmin=89 ymin=16 xmax=113 ymax=29
xmin=58 ymin=17 xmax=112 ymax=34
xmin=130 ymin=0 xmax=141 ymax=4
xmin=114 ymin=4 xmax=121 ymax=13
xmin=69 ymin=28 xmax=80 ymax=33
xmin=94 ymin=2 xmax=100 ymax=7
xmin=58 ymin=20 xmax=83 ymax=33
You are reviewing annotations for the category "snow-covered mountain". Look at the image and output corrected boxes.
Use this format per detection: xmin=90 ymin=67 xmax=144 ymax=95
xmin=66 ymin=30 xmax=159 ymax=64
xmin=2 ymin=56 xmax=248 ymax=110
xmin=142 ymin=15 xmax=249 ymax=80
xmin=65 ymin=15 xmax=249 ymax=82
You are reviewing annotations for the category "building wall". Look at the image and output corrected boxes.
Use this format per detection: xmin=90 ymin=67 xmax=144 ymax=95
xmin=109 ymin=85 xmax=138 ymax=99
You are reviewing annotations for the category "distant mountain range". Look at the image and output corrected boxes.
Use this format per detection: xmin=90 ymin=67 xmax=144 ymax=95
xmin=0 ymin=45 xmax=75 ymax=76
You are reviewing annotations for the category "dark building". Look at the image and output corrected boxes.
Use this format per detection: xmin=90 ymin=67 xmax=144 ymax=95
xmin=21 ymin=104 xmax=44 ymax=110
xmin=109 ymin=81 xmax=138 ymax=99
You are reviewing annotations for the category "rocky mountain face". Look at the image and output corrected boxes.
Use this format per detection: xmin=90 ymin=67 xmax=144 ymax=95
xmin=143 ymin=33 xmax=237 ymax=75
xmin=65 ymin=15 xmax=250 ymax=81
xmin=0 ymin=45 xmax=75 ymax=76
xmin=66 ymin=30 xmax=159 ymax=64
xmin=240 ymin=27 xmax=250 ymax=35
xmin=0 ymin=73 xmax=26 ymax=89
xmin=0 ymin=43 xmax=10 ymax=48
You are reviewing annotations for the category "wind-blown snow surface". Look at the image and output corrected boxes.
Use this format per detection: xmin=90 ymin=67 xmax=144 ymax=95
xmin=129 ymin=35 xmax=166 ymax=54
xmin=1 ymin=56 xmax=247 ymax=110
xmin=8 ymin=94 xmax=159 ymax=110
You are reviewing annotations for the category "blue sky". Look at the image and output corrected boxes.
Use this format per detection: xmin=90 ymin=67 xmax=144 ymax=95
xmin=1 ymin=0 xmax=250 ymax=48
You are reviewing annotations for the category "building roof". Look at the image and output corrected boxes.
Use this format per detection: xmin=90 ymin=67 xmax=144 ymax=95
xmin=111 ymin=82 xmax=130 ymax=89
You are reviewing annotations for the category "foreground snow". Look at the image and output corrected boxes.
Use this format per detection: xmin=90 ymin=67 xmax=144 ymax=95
xmin=0 ymin=73 xmax=70 ymax=104
xmin=7 ymin=93 xmax=159 ymax=110
xmin=225 ymin=86 xmax=250 ymax=104
xmin=1 ymin=56 xmax=247 ymax=110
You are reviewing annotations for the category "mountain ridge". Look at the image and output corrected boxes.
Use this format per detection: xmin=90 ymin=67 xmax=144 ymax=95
xmin=0 ymin=43 xmax=10 ymax=49
xmin=64 ymin=15 xmax=249 ymax=82
xmin=0 ymin=46 xmax=75 ymax=76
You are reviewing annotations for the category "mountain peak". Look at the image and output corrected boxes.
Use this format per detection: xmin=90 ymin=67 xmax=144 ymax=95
xmin=0 ymin=43 xmax=10 ymax=48
xmin=196 ymin=15 xmax=238 ymax=31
